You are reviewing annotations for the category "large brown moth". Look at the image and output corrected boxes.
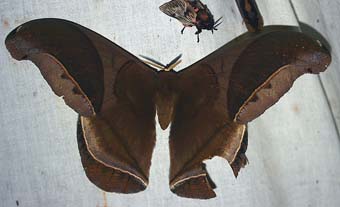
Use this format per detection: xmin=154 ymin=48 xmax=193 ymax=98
xmin=159 ymin=0 xmax=222 ymax=42
xmin=5 ymin=18 xmax=331 ymax=199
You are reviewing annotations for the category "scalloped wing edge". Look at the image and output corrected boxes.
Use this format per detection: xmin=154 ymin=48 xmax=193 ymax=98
xmin=77 ymin=118 xmax=147 ymax=193
xmin=170 ymin=125 xmax=247 ymax=199
xmin=80 ymin=116 xmax=149 ymax=187
xmin=5 ymin=19 xmax=105 ymax=117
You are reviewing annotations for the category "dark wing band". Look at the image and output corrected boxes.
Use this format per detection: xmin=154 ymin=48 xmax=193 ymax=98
xmin=5 ymin=18 xmax=158 ymax=193
xmin=5 ymin=19 xmax=104 ymax=116
xmin=228 ymin=30 xmax=331 ymax=124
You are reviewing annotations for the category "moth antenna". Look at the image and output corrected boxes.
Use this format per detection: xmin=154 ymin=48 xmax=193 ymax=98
xmin=166 ymin=54 xmax=182 ymax=67
xmin=141 ymin=60 xmax=165 ymax=70
xmin=139 ymin=55 xmax=166 ymax=68
xmin=165 ymin=59 xmax=182 ymax=71
xmin=165 ymin=54 xmax=182 ymax=71
xmin=214 ymin=21 xmax=223 ymax=29
xmin=214 ymin=17 xmax=223 ymax=26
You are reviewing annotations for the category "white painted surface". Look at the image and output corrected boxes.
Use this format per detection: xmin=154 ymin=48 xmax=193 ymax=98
xmin=291 ymin=0 xmax=340 ymax=139
xmin=0 ymin=0 xmax=339 ymax=206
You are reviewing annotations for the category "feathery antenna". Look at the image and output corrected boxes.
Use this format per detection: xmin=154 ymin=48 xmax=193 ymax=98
xmin=140 ymin=54 xmax=182 ymax=71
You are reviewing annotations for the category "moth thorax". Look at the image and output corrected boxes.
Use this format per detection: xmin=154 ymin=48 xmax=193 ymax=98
xmin=155 ymin=72 xmax=178 ymax=130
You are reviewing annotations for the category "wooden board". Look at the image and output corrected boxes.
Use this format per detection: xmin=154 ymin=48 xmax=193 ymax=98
xmin=0 ymin=0 xmax=339 ymax=206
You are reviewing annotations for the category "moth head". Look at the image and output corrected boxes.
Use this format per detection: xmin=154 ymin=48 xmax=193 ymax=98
xmin=196 ymin=12 xmax=222 ymax=32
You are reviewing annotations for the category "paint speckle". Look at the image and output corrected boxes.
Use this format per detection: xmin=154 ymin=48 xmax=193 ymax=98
xmin=33 ymin=91 xmax=38 ymax=97
xmin=292 ymin=104 xmax=300 ymax=114
xmin=2 ymin=19 xmax=9 ymax=28
xmin=96 ymin=192 xmax=109 ymax=207
xmin=316 ymin=180 xmax=319 ymax=184
xmin=230 ymin=7 xmax=236 ymax=14
xmin=102 ymin=192 xmax=108 ymax=207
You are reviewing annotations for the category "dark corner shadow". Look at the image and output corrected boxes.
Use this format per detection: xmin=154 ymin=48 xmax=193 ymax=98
xmin=216 ymin=25 xmax=301 ymax=51
xmin=218 ymin=25 xmax=329 ymax=59
xmin=299 ymin=22 xmax=332 ymax=53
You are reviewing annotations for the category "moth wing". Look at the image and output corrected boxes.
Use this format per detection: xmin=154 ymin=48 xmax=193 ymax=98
xmin=160 ymin=0 xmax=197 ymax=27
xmin=5 ymin=18 xmax=158 ymax=193
xmin=77 ymin=119 xmax=148 ymax=193
xmin=168 ymin=27 xmax=330 ymax=199
xmin=227 ymin=30 xmax=331 ymax=124
xmin=6 ymin=19 xmax=105 ymax=117
xmin=169 ymin=64 xmax=248 ymax=199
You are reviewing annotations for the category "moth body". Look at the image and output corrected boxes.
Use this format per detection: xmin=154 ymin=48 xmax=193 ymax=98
xmin=155 ymin=71 xmax=179 ymax=130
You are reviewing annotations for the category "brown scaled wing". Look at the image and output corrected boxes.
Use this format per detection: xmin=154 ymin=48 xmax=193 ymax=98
xmin=5 ymin=19 xmax=158 ymax=193
xmin=168 ymin=26 xmax=330 ymax=199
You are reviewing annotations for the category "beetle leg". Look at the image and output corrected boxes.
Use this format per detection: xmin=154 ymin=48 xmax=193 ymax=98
xmin=195 ymin=27 xmax=202 ymax=35
xmin=195 ymin=28 xmax=202 ymax=42
xmin=181 ymin=27 xmax=186 ymax=34
xmin=196 ymin=33 xmax=200 ymax=42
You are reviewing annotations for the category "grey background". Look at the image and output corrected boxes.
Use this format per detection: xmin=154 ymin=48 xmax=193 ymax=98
xmin=0 ymin=0 xmax=339 ymax=206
